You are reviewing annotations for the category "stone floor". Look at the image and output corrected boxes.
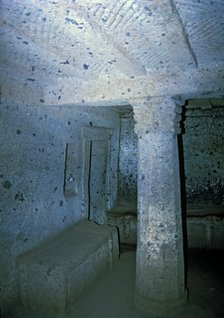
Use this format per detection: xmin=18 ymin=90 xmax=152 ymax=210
xmin=10 ymin=247 xmax=224 ymax=318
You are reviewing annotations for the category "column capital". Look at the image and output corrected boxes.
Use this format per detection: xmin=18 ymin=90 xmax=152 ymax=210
xmin=130 ymin=96 xmax=183 ymax=136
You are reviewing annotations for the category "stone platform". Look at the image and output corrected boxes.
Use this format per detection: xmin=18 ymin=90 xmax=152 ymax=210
xmin=18 ymin=221 xmax=119 ymax=315
xmin=108 ymin=211 xmax=137 ymax=245
xmin=108 ymin=208 xmax=224 ymax=249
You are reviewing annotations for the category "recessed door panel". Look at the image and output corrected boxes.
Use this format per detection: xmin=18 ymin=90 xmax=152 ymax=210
xmin=89 ymin=140 xmax=108 ymax=224
xmin=82 ymin=127 xmax=112 ymax=224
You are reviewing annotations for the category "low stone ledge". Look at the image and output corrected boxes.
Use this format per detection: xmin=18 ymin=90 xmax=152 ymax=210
xmin=108 ymin=211 xmax=137 ymax=245
xmin=187 ymin=215 xmax=224 ymax=249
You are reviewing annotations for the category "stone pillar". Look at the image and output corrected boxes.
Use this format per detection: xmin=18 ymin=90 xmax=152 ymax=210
xmin=132 ymin=96 xmax=187 ymax=316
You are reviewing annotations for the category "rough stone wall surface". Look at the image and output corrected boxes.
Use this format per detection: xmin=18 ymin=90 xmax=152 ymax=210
xmin=1 ymin=0 xmax=224 ymax=107
xmin=183 ymin=107 xmax=224 ymax=210
xmin=117 ymin=107 xmax=224 ymax=211
xmin=0 ymin=102 xmax=120 ymax=313
xmin=118 ymin=113 xmax=137 ymax=205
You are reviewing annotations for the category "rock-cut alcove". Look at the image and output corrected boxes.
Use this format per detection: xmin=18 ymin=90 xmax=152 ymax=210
xmin=108 ymin=99 xmax=224 ymax=249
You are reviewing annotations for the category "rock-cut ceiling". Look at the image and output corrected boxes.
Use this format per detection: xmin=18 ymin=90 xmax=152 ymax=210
xmin=0 ymin=0 xmax=224 ymax=105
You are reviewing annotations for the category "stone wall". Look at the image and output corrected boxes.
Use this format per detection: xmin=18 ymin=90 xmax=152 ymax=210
xmin=183 ymin=107 xmax=224 ymax=211
xmin=117 ymin=113 xmax=137 ymax=207
xmin=117 ymin=107 xmax=224 ymax=213
xmin=0 ymin=102 xmax=120 ymax=313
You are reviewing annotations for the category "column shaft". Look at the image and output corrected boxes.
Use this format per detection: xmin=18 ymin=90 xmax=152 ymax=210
xmin=133 ymin=97 xmax=187 ymax=315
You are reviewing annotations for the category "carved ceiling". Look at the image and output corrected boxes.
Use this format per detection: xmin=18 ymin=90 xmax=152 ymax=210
xmin=0 ymin=0 xmax=224 ymax=105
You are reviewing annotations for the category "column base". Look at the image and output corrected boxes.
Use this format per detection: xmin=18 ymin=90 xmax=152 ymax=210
xmin=135 ymin=289 xmax=188 ymax=318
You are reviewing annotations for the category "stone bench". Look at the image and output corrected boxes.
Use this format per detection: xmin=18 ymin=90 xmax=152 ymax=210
xmin=187 ymin=215 xmax=224 ymax=249
xmin=18 ymin=221 xmax=119 ymax=315
xmin=108 ymin=211 xmax=137 ymax=245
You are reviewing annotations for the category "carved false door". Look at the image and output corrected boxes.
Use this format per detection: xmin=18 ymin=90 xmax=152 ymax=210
xmin=82 ymin=127 xmax=112 ymax=224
